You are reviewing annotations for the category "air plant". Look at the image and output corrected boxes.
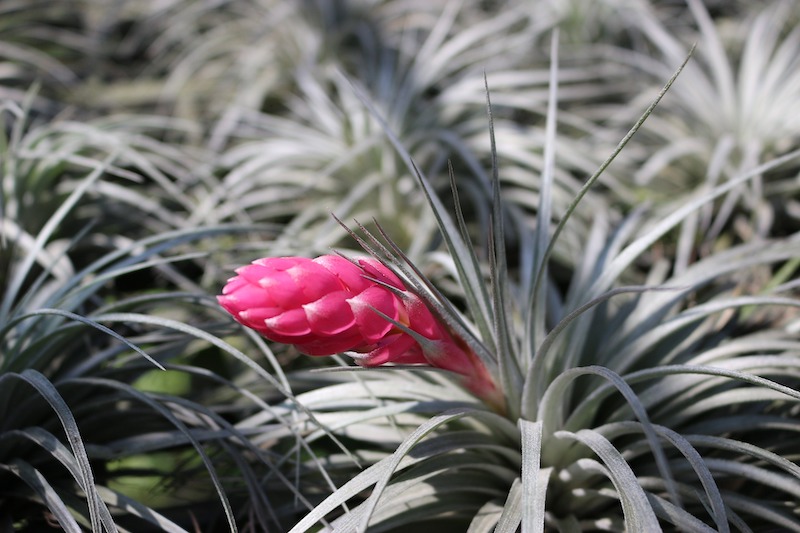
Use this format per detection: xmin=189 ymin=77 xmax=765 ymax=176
xmin=613 ymin=0 xmax=800 ymax=253
xmin=219 ymin=36 xmax=800 ymax=531
xmin=0 ymin=96 xmax=306 ymax=531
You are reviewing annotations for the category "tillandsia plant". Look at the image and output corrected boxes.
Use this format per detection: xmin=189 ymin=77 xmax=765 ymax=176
xmin=0 ymin=97 xmax=311 ymax=532
xmin=607 ymin=0 xmax=800 ymax=257
xmin=217 ymin=35 xmax=800 ymax=532
xmin=203 ymin=0 xmax=559 ymax=257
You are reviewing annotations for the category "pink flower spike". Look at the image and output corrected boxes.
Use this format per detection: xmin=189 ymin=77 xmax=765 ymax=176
xmin=219 ymin=255 xmax=407 ymax=356
xmin=219 ymin=254 xmax=505 ymax=413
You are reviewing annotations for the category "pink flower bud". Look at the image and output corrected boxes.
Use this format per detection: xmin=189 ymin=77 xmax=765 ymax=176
xmin=219 ymin=255 xmax=504 ymax=412
xmin=218 ymin=255 xmax=405 ymax=355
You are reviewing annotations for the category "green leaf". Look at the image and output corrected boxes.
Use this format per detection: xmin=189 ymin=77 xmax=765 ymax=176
xmin=494 ymin=477 xmax=523 ymax=533
xmin=520 ymin=419 xmax=548 ymax=533
xmin=1 ymin=460 xmax=82 ymax=533
xmin=1 ymin=370 xmax=114 ymax=532
xmin=553 ymin=429 xmax=661 ymax=532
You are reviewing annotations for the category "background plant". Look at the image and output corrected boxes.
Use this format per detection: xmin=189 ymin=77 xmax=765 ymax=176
xmin=0 ymin=92 xmax=308 ymax=531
